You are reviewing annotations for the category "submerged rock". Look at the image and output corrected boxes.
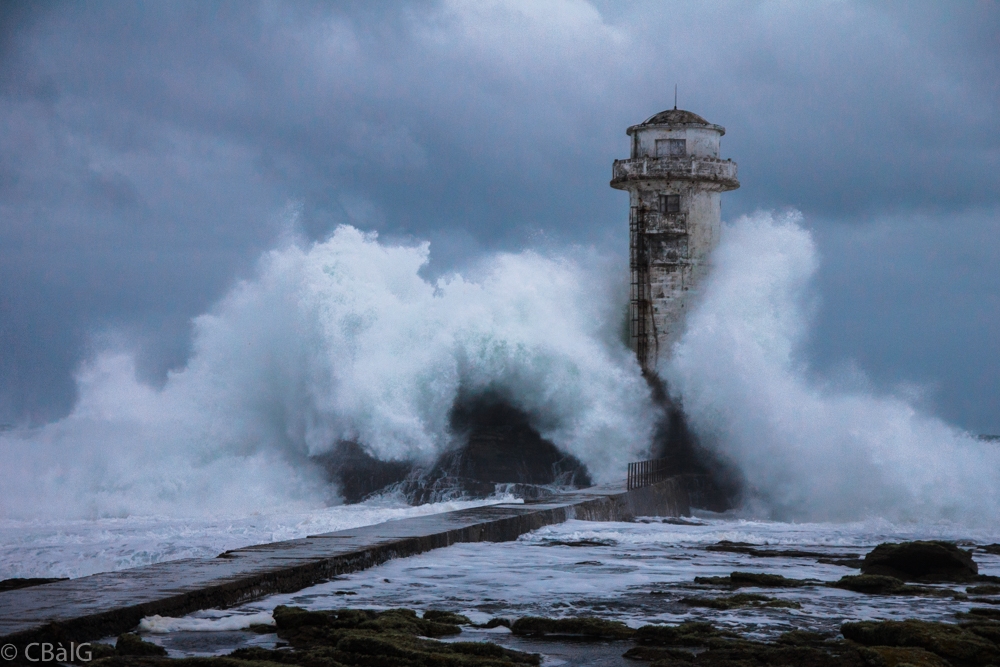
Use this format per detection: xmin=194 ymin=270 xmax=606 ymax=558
xmin=861 ymin=541 xmax=979 ymax=582
xmin=627 ymin=621 xmax=870 ymax=666
xmin=679 ymin=592 xmax=801 ymax=610
xmin=704 ymin=540 xmax=858 ymax=561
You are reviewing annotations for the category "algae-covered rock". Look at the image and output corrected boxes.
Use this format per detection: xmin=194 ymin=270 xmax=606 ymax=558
xmin=965 ymin=622 xmax=1000 ymax=645
xmin=842 ymin=619 xmax=1000 ymax=666
xmin=863 ymin=645 xmax=952 ymax=667
xmin=628 ymin=622 xmax=869 ymax=666
xmin=633 ymin=622 xmax=729 ymax=646
xmin=679 ymin=592 xmax=801 ymax=610
xmin=968 ymin=584 xmax=1000 ymax=595
xmin=115 ymin=633 xmax=167 ymax=657
xmin=829 ymin=574 xmax=947 ymax=596
xmin=861 ymin=541 xmax=979 ymax=582
xmin=235 ymin=606 xmax=538 ymax=666
xmin=423 ymin=610 xmax=472 ymax=625
xmin=776 ymin=630 xmax=834 ymax=645
xmin=510 ymin=616 xmax=634 ymax=639
xmin=693 ymin=571 xmax=812 ymax=588
xmin=271 ymin=605 xmax=334 ymax=629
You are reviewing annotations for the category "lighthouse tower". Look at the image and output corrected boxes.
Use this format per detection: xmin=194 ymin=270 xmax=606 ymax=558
xmin=611 ymin=107 xmax=739 ymax=374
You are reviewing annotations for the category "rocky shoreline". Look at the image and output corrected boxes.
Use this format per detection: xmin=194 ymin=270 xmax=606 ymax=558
xmin=36 ymin=540 xmax=1000 ymax=667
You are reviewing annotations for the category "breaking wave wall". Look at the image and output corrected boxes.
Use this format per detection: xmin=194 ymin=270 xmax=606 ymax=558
xmin=667 ymin=211 xmax=1000 ymax=522
xmin=0 ymin=226 xmax=654 ymax=519
xmin=2 ymin=213 xmax=997 ymax=524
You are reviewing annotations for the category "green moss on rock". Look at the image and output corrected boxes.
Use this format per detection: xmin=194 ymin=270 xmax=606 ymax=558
xmin=422 ymin=610 xmax=472 ymax=625
xmin=679 ymin=592 xmax=801 ymax=610
xmin=94 ymin=607 xmax=538 ymax=667
xmin=510 ymin=616 xmax=634 ymax=639
xmin=115 ymin=634 xmax=167 ymax=657
xmin=841 ymin=618 xmax=1000 ymax=666
xmin=693 ymin=571 xmax=812 ymax=588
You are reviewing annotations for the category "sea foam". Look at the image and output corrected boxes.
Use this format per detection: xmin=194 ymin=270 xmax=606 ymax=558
xmin=667 ymin=211 xmax=1000 ymax=522
xmin=0 ymin=226 xmax=653 ymax=520
xmin=1 ymin=214 xmax=997 ymax=526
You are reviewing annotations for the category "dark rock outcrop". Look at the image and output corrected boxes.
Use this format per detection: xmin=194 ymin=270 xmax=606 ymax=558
xmin=315 ymin=389 xmax=592 ymax=504
xmin=313 ymin=440 xmax=413 ymax=504
xmin=861 ymin=541 xmax=979 ymax=582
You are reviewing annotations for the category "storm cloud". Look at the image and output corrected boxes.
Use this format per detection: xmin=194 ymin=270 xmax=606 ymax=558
xmin=1 ymin=1 xmax=998 ymax=432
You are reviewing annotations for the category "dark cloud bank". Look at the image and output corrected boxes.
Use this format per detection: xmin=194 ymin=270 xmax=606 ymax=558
xmin=1 ymin=1 xmax=998 ymax=432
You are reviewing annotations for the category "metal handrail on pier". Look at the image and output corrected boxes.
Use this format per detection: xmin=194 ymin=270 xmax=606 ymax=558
xmin=627 ymin=458 xmax=672 ymax=490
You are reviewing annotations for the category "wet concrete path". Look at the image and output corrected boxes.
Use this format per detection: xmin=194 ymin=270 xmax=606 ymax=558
xmin=0 ymin=481 xmax=687 ymax=646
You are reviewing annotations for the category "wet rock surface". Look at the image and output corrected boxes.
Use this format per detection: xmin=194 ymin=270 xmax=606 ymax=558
xmin=82 ymin=606 xmax=1000 ymax=667
xmin=703 ymin=540 xmax=858 ymax=560
xmin=693 ymin=571 xmax=816 ymax=589
xmin=861 ymin=541 xmax=979 ymax=582
xmin=830 ymin=574 xmax=952 ymax=596
xmin=47 ymin=526 xmax=1000 ymax=667
xmin=842 ymin=618 xmax=1000 ymax=666
xmin=95 ymin=606 xmax=540 ymax=667
xmin=314 ymin=390 xmax=592 ymax=504
xmin=0 ymin=577 xmax=68 ymax=592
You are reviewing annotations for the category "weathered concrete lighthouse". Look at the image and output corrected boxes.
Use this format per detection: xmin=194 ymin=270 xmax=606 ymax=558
xmin=611 ymin=107 xmax=739 ymax=374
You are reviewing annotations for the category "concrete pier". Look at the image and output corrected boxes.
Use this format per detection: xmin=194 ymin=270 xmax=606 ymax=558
xmin=0 ymin=479 xmax=688 ymax=648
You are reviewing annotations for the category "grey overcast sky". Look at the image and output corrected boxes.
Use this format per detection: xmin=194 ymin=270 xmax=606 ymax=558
xmin=1 ymin=1 xmax=998 ymax=432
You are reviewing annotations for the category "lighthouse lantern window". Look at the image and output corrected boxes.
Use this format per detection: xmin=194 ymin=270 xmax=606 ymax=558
xmin=656 ymin=138 xmax=686 ymax=157
xmin=660 ymin=194 xmax=681 ymax=214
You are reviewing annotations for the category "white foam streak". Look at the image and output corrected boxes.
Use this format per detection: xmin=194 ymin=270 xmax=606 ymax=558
xmin=667 ymin=211 xmax=1000 ymax=522
xmin=139 ymin=612 xmax=275 ymax=634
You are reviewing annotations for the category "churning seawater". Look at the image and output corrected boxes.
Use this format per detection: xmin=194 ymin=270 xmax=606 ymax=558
xmin=1 ymin=211 xmax=998 ymax=581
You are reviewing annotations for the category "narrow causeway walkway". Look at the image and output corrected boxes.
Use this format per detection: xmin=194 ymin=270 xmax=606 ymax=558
xmin=0 ymin=480 xmax=687 ymax=646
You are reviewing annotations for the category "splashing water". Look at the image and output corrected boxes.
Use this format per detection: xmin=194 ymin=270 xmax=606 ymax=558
xmin=2 ymin=214 xmax=997 ymax=526
xmin=666 ymin=211 xmax=1000 ymax=522
xmin=0 ymin=226 xmax=654 ymax=520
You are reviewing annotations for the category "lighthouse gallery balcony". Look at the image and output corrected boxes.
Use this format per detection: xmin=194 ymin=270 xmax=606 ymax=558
xmin=610 ymin=156 xmax=739 ymax=191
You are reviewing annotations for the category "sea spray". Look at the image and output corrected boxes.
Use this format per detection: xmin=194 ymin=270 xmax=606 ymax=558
xmin=667 ymin=210 xmax=1000 ymax=522
xmin=0 ymin=226 xmax=655 ymax=520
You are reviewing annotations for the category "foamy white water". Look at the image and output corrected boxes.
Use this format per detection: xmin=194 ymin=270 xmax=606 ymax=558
xmin=1 ymin=212 xmax=998 ymax=535
xmin=0 ymin=226 xmax=652 ymax=520
xmin=137 ymin=518 xmax=1000 ymax=659
xmin=0 ymin=496 xmax=520 ymax=579
xmin=667 ymin=211 xmax=1000 ymax=523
